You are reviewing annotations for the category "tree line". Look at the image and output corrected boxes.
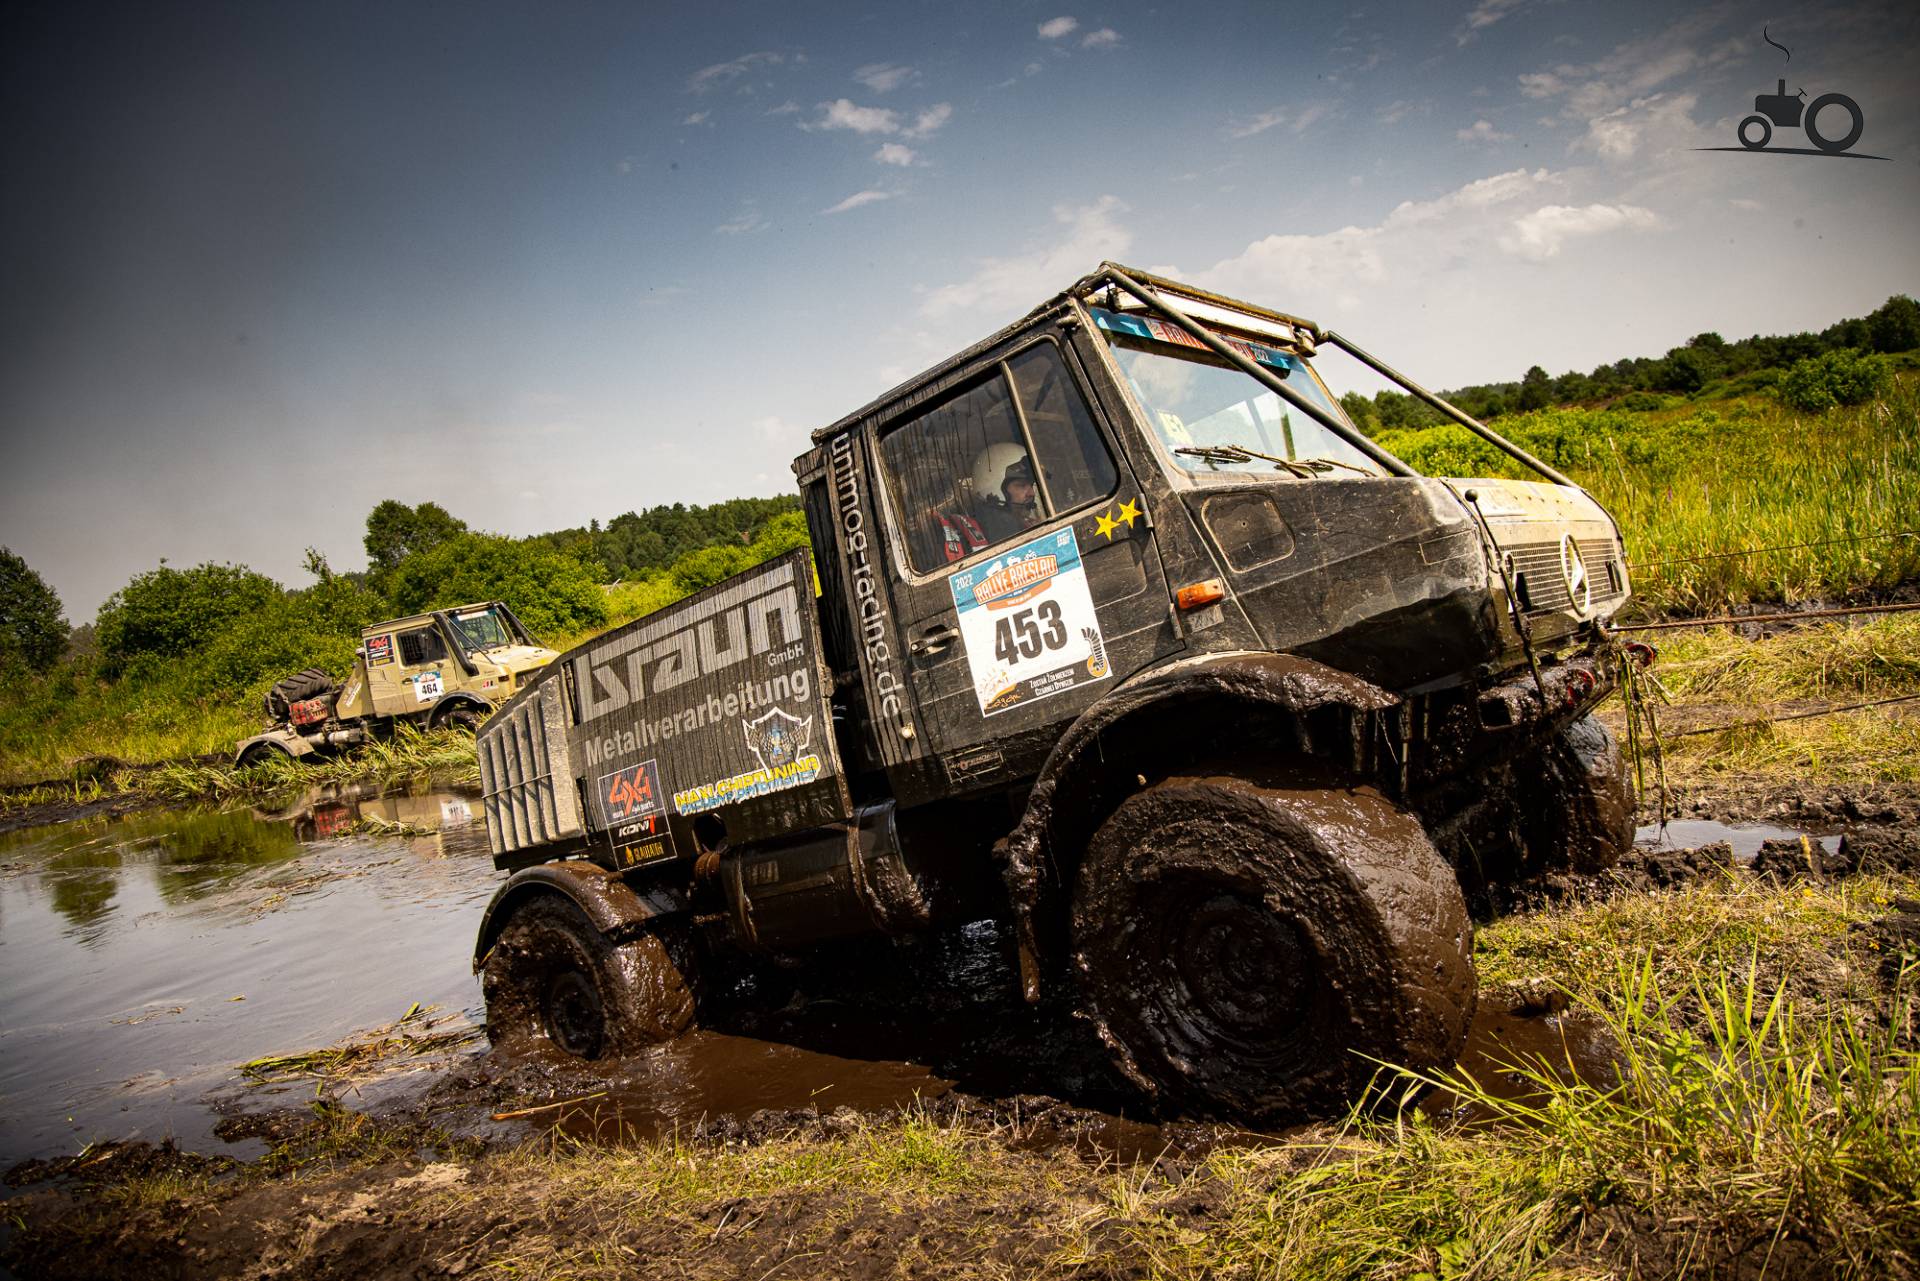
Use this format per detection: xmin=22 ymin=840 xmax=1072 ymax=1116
xmin=1341 ymin=293 xmax=1919 ymax=431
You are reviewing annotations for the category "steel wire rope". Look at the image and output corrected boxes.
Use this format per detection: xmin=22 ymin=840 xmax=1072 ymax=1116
xmin=1627 ymin=528 xmax=1920 ymax=571
xmin=1615 ymin=602 xmax=1920 ymax=632
xmin=1661 ymin=691 xmax=1920 ymax=740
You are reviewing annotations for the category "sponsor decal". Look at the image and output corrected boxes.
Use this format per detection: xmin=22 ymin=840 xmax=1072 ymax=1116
xmin=571 ymin=562 xmax=807 ymax=724
xmin=829 ymin=432 xmax=913 ymax=741
xmin=948 ymin=526 xmax=1111 ymax=717
xmin=742 ymin=706 xmax=813 ymax=771
xmin=365 ymin=634 xmax=394 ymax=666
xmin=579 ymin=668 xmax=814 ymax=768
xmin=671 ymin=710 xmax=822 ymax=814
xmin=970 ymin=554 xmax=1059 ymax=610
xmin=672 ymin=752 xmax=824 ymax=815
xmin=596 ymin=759 xmax=676 ymax=864
xmin=414 ymin=671 xmax=443 ymax=702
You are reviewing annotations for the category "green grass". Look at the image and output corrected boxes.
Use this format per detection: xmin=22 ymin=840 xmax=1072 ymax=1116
xmin=1615 ymin=614 xmax=1920 ymax=785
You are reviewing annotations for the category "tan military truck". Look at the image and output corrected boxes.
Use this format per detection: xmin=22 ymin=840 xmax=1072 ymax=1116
xmin=471 ymin=264 xmax=1651 ymax=1123
xmin=235 ymin=602 xmax=555 ymax=765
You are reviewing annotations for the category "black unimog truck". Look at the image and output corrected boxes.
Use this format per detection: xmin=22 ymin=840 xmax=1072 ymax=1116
xmin=471 ymin=263 xmax=1646 ymax=1121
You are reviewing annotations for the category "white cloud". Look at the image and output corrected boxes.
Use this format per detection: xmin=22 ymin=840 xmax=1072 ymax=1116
xmin=853 ymin=63 xmax=916 ymax=93
xmin=681 ymin=111 xmax=711 ymax=126
xmin=874 ymin=143 xmax=917 ymax=166
xmin=1081 ymin=27 xmax=1120 ymax=49
xmin=1229 ymin=103 xmax=1328 ymax=139
xmin=1456 ymin=119 xmax=1511 ymax=144
xmin=1729 ymin=197 xmax=1763 ymax=212
xmin=766 ymin=100 xmax=801 ymax=116
xmin=1182 ymin=168 xmax=1563 ymax=313
xmin=815 ymin=99 xmax=901 ymax=134
xmin=906 ymin=103 xmax=953 ymax=138
xmin=1459 ymin=0 xmax=1534 ymax=43
xmin=1574 ymin=92 xmax=1703 ymax=161
xmin=1499 ymin=204 xmax=1661 ymax=260
xmin=1038 ymin=16 xmax=1078 ymax=39
xmin=920 ymin=195 xmax=1132 ymax=318
xmin=822 ymin=190 xmax=894 ymax=215
xmin=687 ymin=51 xmax=783 ymax=94
xmin=1377 ymin=100 xmax=1424 ymax=126
xmin=714 ymin=208 xmax=768 ymax=235
xmin=1231 ymin=110 xmax=1289 ymax=139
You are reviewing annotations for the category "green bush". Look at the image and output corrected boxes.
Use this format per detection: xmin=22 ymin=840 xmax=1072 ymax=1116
xmin=385 ymin=534 xmax=607 ymax=637
xmin=95 ymin=563 xmax=283 ymax=675
xmin=1777 ymin=348 xmax=1892 ymax=413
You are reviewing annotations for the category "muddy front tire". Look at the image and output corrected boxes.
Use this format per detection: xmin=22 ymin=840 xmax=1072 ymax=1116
xmin=481 ymin=897 xmax=697 ymax=1059
xmin=1521 ymin=714 xmax=1632 ymax=874
xmin=1071 ymin=772 xmax=1473 ymax=1123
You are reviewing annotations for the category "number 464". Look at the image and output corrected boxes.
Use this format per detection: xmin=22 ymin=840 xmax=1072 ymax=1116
xmin=993 ymin=600 xmax=1068 ymax=664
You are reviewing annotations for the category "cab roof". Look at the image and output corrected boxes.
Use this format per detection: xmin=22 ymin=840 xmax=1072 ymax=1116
xmin=805 ymin=262 xmax=1323 ymax=446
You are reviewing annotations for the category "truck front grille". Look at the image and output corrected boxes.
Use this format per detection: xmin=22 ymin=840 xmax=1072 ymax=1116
xmin=1505 ymin=537 xmax=1625 ymax=617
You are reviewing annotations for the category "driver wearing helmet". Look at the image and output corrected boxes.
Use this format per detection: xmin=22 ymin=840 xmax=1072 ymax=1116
xmin=971 ymin=442 xmax=1043 ymax=542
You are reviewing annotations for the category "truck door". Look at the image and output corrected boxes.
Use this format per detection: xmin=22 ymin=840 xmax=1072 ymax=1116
xmin=365 ymin=621 xmax=451 ymax=716
xmin=875 ymin=336 xmax=1176 ymax=791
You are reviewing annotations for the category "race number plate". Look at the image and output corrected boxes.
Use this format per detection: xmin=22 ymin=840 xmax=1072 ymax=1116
xmin=948 ymin=526 xmax=1110 ymax=717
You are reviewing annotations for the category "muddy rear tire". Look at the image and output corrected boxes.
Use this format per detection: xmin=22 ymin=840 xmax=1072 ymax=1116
xmin=1072 ymin=772 xmax=1473 ymax=1123
xmin=482 ymin=897 xmax=697 ymax=1059
xmin=1521 ymin=715 xmax=1632 ymax=874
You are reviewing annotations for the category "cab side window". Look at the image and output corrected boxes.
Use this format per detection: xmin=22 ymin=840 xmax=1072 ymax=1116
xmin=879 ymin=342 xmax=1118 ymax=575
xmin=398 ymin=627 xmax=446 ymax=666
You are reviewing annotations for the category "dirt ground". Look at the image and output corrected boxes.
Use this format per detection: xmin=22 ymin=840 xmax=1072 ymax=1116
xmin=6 ymin=774 xmax=1918 ymax=1281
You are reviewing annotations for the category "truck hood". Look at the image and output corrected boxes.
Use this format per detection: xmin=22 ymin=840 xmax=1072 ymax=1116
xmin=481 ymin=644 xmax=557 ymax=675
xmin=1439 ymin=478 xmax=1629 ymax=634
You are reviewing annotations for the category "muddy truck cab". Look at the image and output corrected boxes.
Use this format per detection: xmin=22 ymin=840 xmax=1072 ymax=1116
xmin=473 ymin=264 xmax=1646 ymax=1121
xmin=236 ymin=603 xmax=555 ymax=765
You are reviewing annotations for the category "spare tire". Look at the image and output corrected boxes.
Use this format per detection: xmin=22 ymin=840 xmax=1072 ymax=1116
xmin=265 ymin=668 xmax=334 ymax=722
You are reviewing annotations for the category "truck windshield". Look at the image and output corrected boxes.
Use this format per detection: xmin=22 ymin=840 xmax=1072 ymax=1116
xmin=1091 ymin=308 xmax=1378 ymax=480
xmin=449 ymin=607 xmax=514 ymax=651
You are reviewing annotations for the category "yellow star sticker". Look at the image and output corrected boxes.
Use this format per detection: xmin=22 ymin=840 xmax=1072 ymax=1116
xmin=1093 ymin=510 xmax=1119 ymax=540
xmin=1117 ymin=498 xmax=1143 ymax=528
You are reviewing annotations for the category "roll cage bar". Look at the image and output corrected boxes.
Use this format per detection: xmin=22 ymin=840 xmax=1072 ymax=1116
xmin=1080 ymin=263 xmax=1578 ymax=489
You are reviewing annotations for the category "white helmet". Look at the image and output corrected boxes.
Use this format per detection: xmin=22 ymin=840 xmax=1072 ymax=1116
xmin=971 ymin=443 xmax=1034 ymax=507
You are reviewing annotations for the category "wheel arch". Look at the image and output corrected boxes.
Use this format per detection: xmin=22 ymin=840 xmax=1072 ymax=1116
xmin=428 ymin=692 xmax=493 ymax=726
xmin=998 ymin=651 xmax=1406 ymax=991
xmin=233 ymin=731 xmax=312 ymax=767
xmin=472 ymin=860 xmax=688 ymax=972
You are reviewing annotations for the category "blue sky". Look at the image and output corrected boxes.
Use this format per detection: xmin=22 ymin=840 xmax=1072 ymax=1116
xmin=3 ymin=0 xmax=1916 ymax=620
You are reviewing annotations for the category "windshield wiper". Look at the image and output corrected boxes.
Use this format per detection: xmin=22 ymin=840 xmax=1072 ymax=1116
xmin=1174 ymin=443 xmax=1371 ymax=479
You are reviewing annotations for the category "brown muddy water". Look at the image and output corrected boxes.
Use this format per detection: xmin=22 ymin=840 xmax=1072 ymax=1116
xmin=1 ymin=798 xmax=1834 ymax=1171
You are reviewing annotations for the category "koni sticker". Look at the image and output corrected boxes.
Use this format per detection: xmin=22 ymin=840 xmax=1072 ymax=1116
xmin=596 ymin=759 xmax=677 ymax=865
xmin=947 ymin=526 xmax=1110 ymax=716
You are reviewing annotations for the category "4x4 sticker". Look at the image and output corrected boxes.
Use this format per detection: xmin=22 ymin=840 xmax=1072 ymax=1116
xmin=365 ymin=634 xmax=394 ymax=666
xmin=596 ymin=759 xmax=677 ymax=866
xmin=948 ymin=526 xmax=1110 ymax=716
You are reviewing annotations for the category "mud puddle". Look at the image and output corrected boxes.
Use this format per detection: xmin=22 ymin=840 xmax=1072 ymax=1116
xmin=1634 ymin=817 xmax=1842 ymax=863
xmin=0 ymin=784 xmax=497 ymax=1167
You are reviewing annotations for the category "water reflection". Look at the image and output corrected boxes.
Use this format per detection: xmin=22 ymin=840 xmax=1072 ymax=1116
xmin=0 ymin=784 xmax=498 ymax=1164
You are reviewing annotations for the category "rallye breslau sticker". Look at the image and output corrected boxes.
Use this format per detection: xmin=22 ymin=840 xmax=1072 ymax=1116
xmin=948 ymin=525 xmax=1110 ymax=716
